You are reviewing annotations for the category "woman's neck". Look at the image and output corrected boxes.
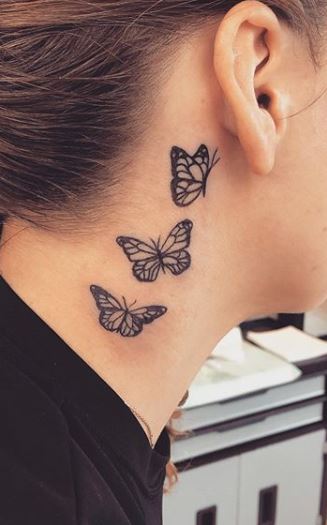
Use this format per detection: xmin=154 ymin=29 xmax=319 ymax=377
xmin=0 ymin=216 xmax=250 ymax=445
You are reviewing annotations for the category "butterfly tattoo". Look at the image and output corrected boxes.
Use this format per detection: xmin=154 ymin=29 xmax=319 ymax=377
xmin=116 ymin=219 xmax=193 ymax=282
xmin=90 ymin=285 xmax=167 ymax=337
xmin=170 ymin=143 xmax=221 ymax=207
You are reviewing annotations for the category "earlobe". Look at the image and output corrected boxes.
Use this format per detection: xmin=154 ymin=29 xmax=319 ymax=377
xmin=213 ymin=0 xmax=288 ymax=175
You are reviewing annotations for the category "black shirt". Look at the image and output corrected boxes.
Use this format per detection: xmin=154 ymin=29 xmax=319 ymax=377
xmin=0 ymin=275 xmax=171 ymax=525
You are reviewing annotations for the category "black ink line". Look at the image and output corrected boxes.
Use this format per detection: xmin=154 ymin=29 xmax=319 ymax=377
xmin=90 ymin=284 xmax=167 ymax=337
xmin=116 ymin=219 xmax=193 ymax=282
xmin=170 ymin=144 xmax=220 ymax=207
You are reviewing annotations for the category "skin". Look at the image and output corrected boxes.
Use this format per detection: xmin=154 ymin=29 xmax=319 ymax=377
xmin=1 ymin=0 xmax=327 ymax=445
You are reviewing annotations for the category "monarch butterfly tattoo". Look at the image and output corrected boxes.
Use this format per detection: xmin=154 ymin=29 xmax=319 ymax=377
xmin=116 ymin=219 xmax=193 ymax=282
xmin=170 ymin=144 xmax=220 ymax=207
xmin=90 ymin=285 xmax=167 ymax=337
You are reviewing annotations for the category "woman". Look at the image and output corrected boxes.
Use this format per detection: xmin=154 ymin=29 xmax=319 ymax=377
xmin=1 ymin=0 xmax=327 ymax=523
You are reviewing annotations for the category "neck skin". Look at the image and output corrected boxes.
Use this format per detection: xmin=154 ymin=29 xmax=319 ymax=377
xmin=0 ymin=29 xmax=274 ymax=446
xmin=0 ymin=187 xmax=257 ymax=447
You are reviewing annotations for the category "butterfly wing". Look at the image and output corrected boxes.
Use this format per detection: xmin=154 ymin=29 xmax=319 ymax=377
xmin=161 ymin=220 xmax=193 ymax=252
xmin=90 ymin=286 xmax=166 ymax=337
xmin=162 ymin=250 xmax=191 ymax=276
xmin=170 ymin=144 xmax=210 ymax=206
xmin=118 ymin=311 xmax=143 ymax=337
xmin=90 ymin=284 xmax=122 ymax=311
xmin=159 ymin=219 xmax=193 ymax=276
xmin=132 ymin=258 xmax=162 ymax=282
xmin=193 ymin=144 xmax=210 ymax=172
xmin=90 ymin=285 xmax=126 ymax=334
xmin=119 ymin=305 xmax=167 ymax=337
xmin=132 ymin=305 xmax=167 ymax=323
xmin=116 ymin=236 xmax=161 ymax=282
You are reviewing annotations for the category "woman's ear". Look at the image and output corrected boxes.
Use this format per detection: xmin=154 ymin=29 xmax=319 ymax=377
xmin=213 ymin=0 xmax=289 ymax=175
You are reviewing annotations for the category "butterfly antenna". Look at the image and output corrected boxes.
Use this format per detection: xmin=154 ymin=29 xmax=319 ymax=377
xmin=122 ymin=296 xmax=128 ymax=310
xmin=211 ymin=148 xmax=221 ymax=169
xmin=151 ymin=238 xmax=157 ymax=249
xmin=203 ymin=149 xmax=221 ymax=196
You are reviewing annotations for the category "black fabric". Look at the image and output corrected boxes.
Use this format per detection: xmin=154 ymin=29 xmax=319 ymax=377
xmin=0 ymin=275 xmax=171 ymax=525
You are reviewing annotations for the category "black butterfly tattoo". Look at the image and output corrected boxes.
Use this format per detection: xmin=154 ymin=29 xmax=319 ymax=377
xmin=116 ymin=219 xmax=193 ymax=282
xmin=170 ymin=144 xmax=220 ymax=207
xmin=90 ymin=285 xmax=167 ymax=337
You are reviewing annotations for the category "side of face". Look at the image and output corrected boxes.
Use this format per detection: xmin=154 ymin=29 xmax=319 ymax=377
xmin=208 ymin=1 xmax=327 ymax=315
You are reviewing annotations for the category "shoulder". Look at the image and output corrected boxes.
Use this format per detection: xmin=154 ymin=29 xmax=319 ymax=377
xmin=0 ymin=343 xmax=71 ymax=446
xmin=0 ymin=352 xmax=77 ymax=524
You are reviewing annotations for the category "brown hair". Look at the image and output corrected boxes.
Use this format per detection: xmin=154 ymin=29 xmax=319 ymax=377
xmin=0 ymin=0 xmax=326 ymax=237
xmin=0 ymin=0 xmax=326 ymax=489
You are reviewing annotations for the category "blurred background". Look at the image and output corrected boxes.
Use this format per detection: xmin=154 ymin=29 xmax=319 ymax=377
xmin=163 ymin=304 xmax=327 ymax=525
